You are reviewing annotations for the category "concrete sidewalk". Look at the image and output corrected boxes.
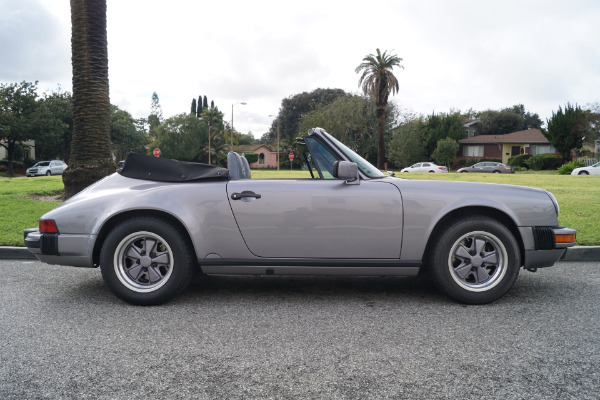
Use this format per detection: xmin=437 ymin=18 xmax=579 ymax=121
xmin=1 ymin=245 xmax=599 ymax=261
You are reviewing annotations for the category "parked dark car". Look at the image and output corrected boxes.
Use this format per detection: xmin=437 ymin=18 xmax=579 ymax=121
xmin=457 ymin=162 xmax=515 ymax=174
xmin=24 ymin=128 xmax=575 ymax=306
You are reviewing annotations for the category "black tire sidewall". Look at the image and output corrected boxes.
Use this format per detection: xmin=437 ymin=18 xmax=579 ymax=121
xmin=429 ymin=217 xmax=521 ymax=304
xmin=100 ymin=217 xmax=194 ymax=305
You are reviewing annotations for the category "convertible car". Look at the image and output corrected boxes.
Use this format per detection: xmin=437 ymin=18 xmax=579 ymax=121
xmin=24 ymin=128 xmax=576 ymax=306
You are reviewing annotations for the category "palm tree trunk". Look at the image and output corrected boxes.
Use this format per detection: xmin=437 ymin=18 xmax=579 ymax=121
xmin=376 ymin=106 xmax=386 ymax=169
xmin=63 ymin=0 xmax=114 ymax=198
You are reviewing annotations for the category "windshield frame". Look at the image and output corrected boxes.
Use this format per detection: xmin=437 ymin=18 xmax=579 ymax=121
xmin=318 ymin=130 xmax=385 ymax=179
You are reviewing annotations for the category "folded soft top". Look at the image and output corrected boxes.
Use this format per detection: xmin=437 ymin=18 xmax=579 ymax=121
xmin=119 ymin=152 xmax=229 ymax=182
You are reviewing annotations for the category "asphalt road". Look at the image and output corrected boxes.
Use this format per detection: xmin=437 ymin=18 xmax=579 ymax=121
xmin=1 ymin=260 xmax=598 ymax=400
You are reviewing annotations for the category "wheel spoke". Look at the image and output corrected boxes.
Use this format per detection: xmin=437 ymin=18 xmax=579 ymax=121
xmin=474 ymin=238 xmax=486 ymax=255
xmin=152 ymin=252 xmax=170 ymax=265
xmin=473 ymin=266 xmax=491 ymax=284
xmin=454 ymin=262 xmax=473 ymax=279
xmin=127 ymin=264 xmax=144 ymax=280
xmin=454 ymin=245 xmax=472 ymax=260
xmin=143 ymin=238 xmax=157 ymax=255
xmin=482 ymin=251 xmax=498 ymax=265
xmin=147 ymin=266 xmax=163 ymax=283
xmin=126 ymin=246 xmax=142 ymax=261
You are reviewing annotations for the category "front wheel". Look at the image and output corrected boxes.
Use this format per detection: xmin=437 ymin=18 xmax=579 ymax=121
xmin=100 ymin=217 xmax=196 ymax=305
xmin=427 ymin=216 xmax=521 ymax=304
xmin=579 ymin=171 xmax=589 ymax=175
xmin=46 ymin=171 xmax=51 ymax=176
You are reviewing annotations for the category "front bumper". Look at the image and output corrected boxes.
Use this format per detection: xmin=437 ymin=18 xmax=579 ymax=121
xmin=520 ymin=226 xmax=577 ymax=269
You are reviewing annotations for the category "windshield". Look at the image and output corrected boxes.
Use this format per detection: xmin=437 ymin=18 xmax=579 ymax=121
xmin=322 ymin=131 xmax=385 ymax=178
xmin=34 ymin=162 xmax=50 ymax=167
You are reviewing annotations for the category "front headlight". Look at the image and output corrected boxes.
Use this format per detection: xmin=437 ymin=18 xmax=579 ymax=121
xmin=545 ymin=190 xmax=560 ymax=216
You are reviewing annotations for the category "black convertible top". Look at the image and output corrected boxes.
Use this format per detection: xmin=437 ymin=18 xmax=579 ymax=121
xmin=119 ymin=152 xmax=229 ymax=182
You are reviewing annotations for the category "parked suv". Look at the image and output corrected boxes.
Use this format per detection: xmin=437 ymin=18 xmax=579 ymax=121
xmin=26 ymin=160 xmax=68 ymax=177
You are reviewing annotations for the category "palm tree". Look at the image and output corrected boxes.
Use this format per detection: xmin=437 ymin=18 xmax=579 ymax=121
xmin=63 ymin=0 xmax=114 ymax=198
xmin=200 ymin=106 xmax=224 ymax=164
xmin=355 ymin=49 xmax=403 ymax=169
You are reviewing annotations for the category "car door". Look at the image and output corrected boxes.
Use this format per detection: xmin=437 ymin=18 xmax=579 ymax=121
xmin=227 ymin=179 xmax=403 ymax=259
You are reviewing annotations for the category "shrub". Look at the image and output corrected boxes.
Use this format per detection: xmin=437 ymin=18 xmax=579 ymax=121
xmin=242 ymin=153 xmax=258 ymax=164
xmin=558 ymin=161 xmax=584 ymax=175
xmin=526 ymin=153 xmax=563 ymax=170
xmin=507 ymin=154 xmax=532 ymax=167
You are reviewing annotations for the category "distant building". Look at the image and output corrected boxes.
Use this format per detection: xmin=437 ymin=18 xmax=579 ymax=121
xmin=458 ymin=128 xmax=555 ymax=164
xmin=0 ymin=139 xmax=36 ymax=161
xmin=232 ymin=144 xmax=278 ymax=169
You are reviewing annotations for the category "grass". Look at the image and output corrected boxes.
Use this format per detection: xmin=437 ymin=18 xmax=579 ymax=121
xmin=0 ymin=176 xmax=64 ymax=246
xmin=2 ymin=170 xmax=598 ymax=246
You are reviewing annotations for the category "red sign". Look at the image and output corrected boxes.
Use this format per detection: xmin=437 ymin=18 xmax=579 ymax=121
xmin=289 ymin=153 xmax=294 ymax=161
xmin=153 ymin=148 xmax=161 ymax=157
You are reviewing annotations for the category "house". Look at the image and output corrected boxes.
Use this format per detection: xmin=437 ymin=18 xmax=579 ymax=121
xmin=0 ymin=139 xmax=36 ymax=161
xmin=458 ymin=128 xmax=555 ymax=164
xmin=232 ymin=144 xmax=278 ymax=169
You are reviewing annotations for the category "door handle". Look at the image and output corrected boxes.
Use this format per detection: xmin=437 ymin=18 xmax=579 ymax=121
xmin=231 ymin=191 xmax=262 ymax=200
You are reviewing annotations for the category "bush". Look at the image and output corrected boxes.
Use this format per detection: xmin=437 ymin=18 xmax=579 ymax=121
xmin=243 ymin=153 xmax=258 ymax=164
xmin=526 ymin=153 xmax=563 ymax=170
xmin=558 ymin=161 xmax=584 ymax=175
xmin=507 ymin=154 xmax=532 ymax=168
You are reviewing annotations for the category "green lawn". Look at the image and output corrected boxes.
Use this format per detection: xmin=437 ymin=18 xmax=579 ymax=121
xmin=2 ymin=170 xmax=598 ymax=246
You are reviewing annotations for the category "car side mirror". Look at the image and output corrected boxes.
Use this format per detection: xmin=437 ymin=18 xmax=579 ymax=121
xmin=333 ymin=161 xmax=359 ymax=185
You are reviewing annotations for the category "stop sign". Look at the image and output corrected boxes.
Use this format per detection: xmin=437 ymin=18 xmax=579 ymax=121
xmin=153 ymin=148 xmax=161 ymax=157
xmin=289 ymin=153 xmax=294 ymax=161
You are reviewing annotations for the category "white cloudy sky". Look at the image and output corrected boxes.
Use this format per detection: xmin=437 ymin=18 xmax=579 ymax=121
xmin=1 ymin=0 xmax=599 ymax=136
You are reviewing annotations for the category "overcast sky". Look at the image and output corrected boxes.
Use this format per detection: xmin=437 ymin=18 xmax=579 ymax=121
xmin=2 ymin=0 xmax=599 ymax=136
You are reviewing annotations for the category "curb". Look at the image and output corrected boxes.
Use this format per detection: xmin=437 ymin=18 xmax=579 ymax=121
xmin=1 ymin=246 xmax=599 ymax=261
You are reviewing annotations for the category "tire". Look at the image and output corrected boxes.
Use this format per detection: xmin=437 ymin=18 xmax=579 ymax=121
xmin=579 ymin=171 xmax=589 ymax=175
xmin=100 ymin=217 xmax=195 ymax=305
xmin=46 ymin=170 xmax=51 ymax=176
xmin=493 ymin=170 xmax=500 ymax=173
xmin=427 ymin=216 xmax=520 ymax=304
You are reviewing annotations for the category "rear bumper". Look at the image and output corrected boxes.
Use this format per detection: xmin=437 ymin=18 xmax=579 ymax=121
xmin=24 ymin=228 xmax=96 ymax=268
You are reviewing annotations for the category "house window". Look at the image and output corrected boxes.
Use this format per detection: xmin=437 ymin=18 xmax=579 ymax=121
xmin=530 ymin=145 xmax=555 ymax=155
xmin=463 ymin=145 xmax=484 ymax=157
xmin=258 ymin=153 xmax=265 ymax=165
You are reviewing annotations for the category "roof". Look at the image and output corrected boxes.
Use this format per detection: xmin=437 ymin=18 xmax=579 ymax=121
xmin=459 ymin=128 xmax=550 ymax=145
xmin=232 ymin=144 xmax=274 ymax=152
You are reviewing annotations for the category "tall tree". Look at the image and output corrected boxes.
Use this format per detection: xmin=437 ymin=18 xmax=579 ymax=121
xmin=196 ymin=95 xmax=202 ymax=117
xmin=148 ymin=91 xmax=162 ymax=139
xmin=545 ymin=103 xmax=588 ymax=162
xmin=263 ymin=88 xmax=347 ymax=147
xmin=191 ymin=98 xmax=197 ymax=116
xmin=355 ymin=48 xmax=403 ymax=168
xmin=0 ymin=81 xmax=39 ymax=175
xmin=63 ymin=0 xmax=114 ymax=198
xmin=35 ymin=89 xmax=73 ymax=162
xmin=203 ymin=95 xmax=208 ymax=110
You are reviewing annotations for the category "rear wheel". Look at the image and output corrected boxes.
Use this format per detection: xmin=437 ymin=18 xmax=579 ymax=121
xmin=100 ymin=217 xmax=195 ymax=305
xmin=427 ymin=216 xmax=520 ymax=304
xmin=579 ymin=171 xmax=589 ymax=175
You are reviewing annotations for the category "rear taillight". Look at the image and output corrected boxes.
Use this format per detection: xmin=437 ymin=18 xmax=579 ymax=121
xmin=39 ymin=219 xmax=59 ymax=233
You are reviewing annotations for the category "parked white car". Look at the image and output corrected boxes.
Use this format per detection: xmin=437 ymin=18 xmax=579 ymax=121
xmin=26 ymin=160 xmax=68 ymax=177
xmin=401 ymin=162 xmax=448 ymax=173
xmin=571 ymin=162 xmax=600 ymax=175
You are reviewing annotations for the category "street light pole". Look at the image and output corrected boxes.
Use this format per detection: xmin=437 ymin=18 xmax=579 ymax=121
xmin=231 ymin=102 xmax=246 ymax=150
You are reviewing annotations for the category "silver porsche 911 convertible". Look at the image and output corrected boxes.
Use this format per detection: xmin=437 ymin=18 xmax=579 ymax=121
xmin=24 ymin=128 xmax=576 ymax=305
